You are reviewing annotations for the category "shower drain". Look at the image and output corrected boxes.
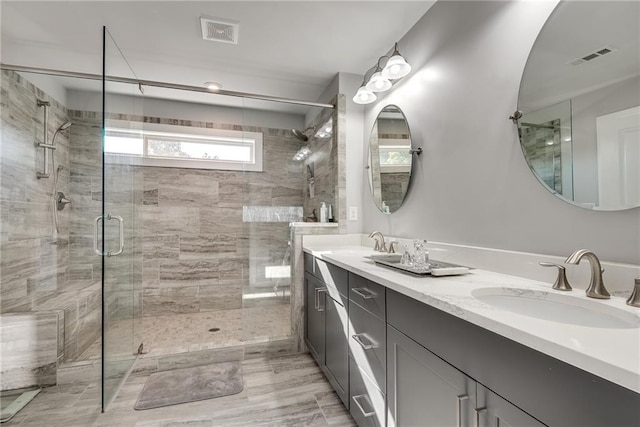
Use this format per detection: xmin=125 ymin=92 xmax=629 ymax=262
xmin=208 ymin=327 xmax=221 ymax=332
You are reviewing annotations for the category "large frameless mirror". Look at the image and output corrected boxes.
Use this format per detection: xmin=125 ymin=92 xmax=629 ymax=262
xmin=367 ymin=105 xmax=413 ymax=214
xmin=517 ymin=1 xmax=640 ymax=211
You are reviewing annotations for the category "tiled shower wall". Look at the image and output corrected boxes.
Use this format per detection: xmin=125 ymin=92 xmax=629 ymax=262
xmin=303 ymin=107 xmax=338 ymax=220
xmin=138 ymin=121 xmax=305 ymax=317
xmin=67 ymin=110 xmax=144 ymax=357
xmin=380 ymin=172 xmax=410 ymax=212
xmin=0 ymin=70 xmax=72 ymax=313
xmin=67 ymin=112 xmax=306 ymax=318
xmin=0 ymin=70 xmax=85 ymax=388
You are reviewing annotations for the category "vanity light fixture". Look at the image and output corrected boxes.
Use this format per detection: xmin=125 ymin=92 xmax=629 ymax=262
xmin=353 ymin=42 xmax=412 ymax=105
xmin=204 ymin=81 xmax=222 ymax=91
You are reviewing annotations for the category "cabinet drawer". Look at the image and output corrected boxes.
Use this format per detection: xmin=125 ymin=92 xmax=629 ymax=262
xmin=350 ymin=358 xmax=386 ymax=427
xmin=349 ymin=301 xmax=386 ymax=392
xmin=349 ymin=273 xmax=385 ymax=320
xmin=304 ymin=253 xmax=348 ymax=296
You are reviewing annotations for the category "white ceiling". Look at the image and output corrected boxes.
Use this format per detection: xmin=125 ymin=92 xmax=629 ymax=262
xmin=1 ymin=1 xmax=436 ymax=108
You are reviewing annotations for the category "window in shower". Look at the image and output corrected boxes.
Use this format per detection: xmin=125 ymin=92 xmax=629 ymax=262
xmin=104 ymin=121 xmax=263 ymax=171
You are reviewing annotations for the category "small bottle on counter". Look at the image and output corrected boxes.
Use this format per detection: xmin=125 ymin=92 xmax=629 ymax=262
xmin=327 ymin=204 xmax=334 ymax=222
xmin=320 ymin=202 xmax=327 ymax=222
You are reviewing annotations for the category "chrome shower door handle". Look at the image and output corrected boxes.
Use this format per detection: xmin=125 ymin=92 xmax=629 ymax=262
xmin=93 ymin=214 xmax=125 ymax=257
xmin=94 ymin=215 xmax=104 ymax=255
xmin=107 ymin=214 xmax=124 ymax=257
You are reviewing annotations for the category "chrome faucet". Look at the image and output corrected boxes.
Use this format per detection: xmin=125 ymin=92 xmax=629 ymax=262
xmin=368 ymin=231 xmax=387 ymax=253
xmin=565 ymin=249 xmax=610 ymax=299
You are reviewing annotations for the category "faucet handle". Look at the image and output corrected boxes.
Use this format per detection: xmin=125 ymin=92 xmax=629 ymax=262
xmin=539 ymin=262 xmax=572 ymax=291
xmin=626 ymin=278 xmax=640 ymax=308
xmin=388 ymin=241 xmax=399 ymax=254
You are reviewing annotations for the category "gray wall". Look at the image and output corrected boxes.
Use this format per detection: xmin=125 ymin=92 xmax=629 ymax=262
xmin=361 ymin=1 xmax=639 ymax=264
xmin=339 ymin=73 xmax=366 ymax=233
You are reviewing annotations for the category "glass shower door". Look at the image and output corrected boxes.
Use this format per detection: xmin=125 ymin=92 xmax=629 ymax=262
xmin=101 ymin=27 xmax=144 ymax=411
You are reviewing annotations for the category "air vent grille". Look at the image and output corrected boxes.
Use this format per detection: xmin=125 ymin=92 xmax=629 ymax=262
xmin=568 ymin=46 xmax=617 ymax=66
xmin=200 ymin=17 xmax=239 ymax=44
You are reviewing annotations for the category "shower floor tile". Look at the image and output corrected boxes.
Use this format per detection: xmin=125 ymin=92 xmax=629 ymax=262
xmin=76 ymin=304 xmax=291 ymax=361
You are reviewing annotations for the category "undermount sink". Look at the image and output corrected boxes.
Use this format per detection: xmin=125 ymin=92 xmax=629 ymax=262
xmin=472 ymin=287 xmax=640 ymax=329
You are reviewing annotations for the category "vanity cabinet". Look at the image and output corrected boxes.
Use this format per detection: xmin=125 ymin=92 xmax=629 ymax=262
xmin=387 ymin=288 xmax=640 ymax=427
xmin=387 ymin=325 xmax=542 ymax=427
xmin=304 ymin=254 xmax=640 ymax=427
xmin=304 ymin=254 xmax=350 ymax=407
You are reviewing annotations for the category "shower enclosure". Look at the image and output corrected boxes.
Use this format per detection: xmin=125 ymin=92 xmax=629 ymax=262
xmin=0 ymin=26 xmax=335 ymax=414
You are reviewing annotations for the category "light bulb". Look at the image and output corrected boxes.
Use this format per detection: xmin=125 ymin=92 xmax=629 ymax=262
xmin=382 ymin=55 xmax=411 ymax=80
xmin=353 ymin=86 xmax=376 ymax=104
xmin=366 ymin=71 xmax=392 ymax=92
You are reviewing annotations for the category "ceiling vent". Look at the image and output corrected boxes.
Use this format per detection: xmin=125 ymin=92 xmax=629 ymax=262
xmin=568 ymin=46 xmax=617 ymax=66
xmin=200 ymin=16 xmax=239 ymax=45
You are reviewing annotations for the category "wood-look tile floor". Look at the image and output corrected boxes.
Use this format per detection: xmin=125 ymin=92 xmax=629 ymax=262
xmin=6 ymin=353 xmax=356 ymax=427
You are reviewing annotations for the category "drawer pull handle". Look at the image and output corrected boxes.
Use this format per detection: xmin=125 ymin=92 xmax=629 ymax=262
xmin=456 ymin=394 xmax=469 ymax=427
xmin=352 ymin=394 xmax=376 ymax=418
xmin=352 ymin=333 xmax=376 ymax=350
xmin=353 ymin=287 xmax=377 ymax=300
xmin=315 ymin=288 xmax=328 ymax=311
xmin=474 ymin=407 xmax=487 ymax=427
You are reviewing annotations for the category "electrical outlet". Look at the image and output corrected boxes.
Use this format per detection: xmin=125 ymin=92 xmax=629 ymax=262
xmin=349 ymin=207 xmax=358 ymax=221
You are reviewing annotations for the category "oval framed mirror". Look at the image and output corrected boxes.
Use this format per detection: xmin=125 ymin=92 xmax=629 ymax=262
xmin=367 ymin=105 xmax=413 ymax=214
xmin=517 ymin=1 xmax=639 ymax=211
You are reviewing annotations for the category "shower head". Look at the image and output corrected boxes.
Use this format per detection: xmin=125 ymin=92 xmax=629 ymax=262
xmin=58 ymin=121 xmax=72 ymax=131
xmin=292 ymin=126 xmax=315 ymax=142
xmin=51 ymin=121 xmax=72 ymax=146
xmin=292 ymin=129 xmax=309 ymax=142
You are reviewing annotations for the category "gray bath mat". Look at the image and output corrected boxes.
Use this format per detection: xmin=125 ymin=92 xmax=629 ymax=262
xmin=134 ymin=362 xmax=243 ymax=410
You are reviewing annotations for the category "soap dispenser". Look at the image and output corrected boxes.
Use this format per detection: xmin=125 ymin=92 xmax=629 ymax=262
xmin=320 ymin=202 xmax=327 ymax=223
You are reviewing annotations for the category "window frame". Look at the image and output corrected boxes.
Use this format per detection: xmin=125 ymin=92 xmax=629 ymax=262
xmin=378 ymin=138 xmax=412 ymax=173
xmin=104 ymin=120 xmax=263 ymax=172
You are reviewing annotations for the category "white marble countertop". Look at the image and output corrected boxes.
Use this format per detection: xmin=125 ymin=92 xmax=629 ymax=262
xmin=303 ymin=243 xmax=640 ymax=394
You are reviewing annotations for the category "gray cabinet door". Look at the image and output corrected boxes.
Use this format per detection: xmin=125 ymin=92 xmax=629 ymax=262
xmin=325 ymin=291 xmax=350 ymax=407
xmin=305 ymin=273 xmax=325 ymax=365
xmin=350 ymin=357 xmax=386 ymax=427
xmin=477 ymin=385 xmax=546 ymax=427
xmin=387 ymin=325 xmax=475 ymax=427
